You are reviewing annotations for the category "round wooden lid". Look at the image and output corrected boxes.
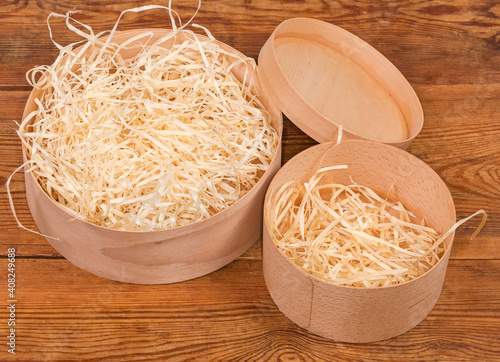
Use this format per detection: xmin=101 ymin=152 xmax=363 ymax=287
xmin=258 ymin=18 xmax=423 ymax=149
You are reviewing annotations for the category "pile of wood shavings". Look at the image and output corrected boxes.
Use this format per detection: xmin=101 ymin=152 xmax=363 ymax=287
xmin=18 ymin=8 xmax=278 ymax=231
xmin=266 ymin=166 xmax=486 ymax=287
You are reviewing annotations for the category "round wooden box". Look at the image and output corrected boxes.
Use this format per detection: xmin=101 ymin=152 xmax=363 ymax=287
xmin=21 ymin=29 xmax=283 ymax=284
xmin=263 ymin=140 xmax=456 ymax=343
xmin=258 ymin=18 xmax=423 ymax=149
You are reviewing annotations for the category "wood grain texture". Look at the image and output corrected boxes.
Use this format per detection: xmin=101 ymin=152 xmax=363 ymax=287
xmin=258 ymin=17 xmax=423 ymax=147
xmin=263 ymin=140 xmax=458 ymax=343
xmin=0 ymin=0 xmax=499 ymax=360
xmin=0 ymin=258 xmax=498 ymax=361
xmin=0 ymin=0 xmax=499 ymax=87
xmin=16 ymin=28 xmax=283 ymax=285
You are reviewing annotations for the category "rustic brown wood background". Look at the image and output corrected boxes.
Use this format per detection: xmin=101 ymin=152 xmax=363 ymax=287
xmin=0 ymin=0 xmax=499 ymax=360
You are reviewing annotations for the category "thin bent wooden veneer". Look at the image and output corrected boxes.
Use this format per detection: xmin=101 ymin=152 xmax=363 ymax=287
xmin=258 ymin=18 xmax=423 ymax=149
xmin=22 ymin=29 xmax=283 ymax=284
xmin=263 ymin=140 xmax=456 ymax=343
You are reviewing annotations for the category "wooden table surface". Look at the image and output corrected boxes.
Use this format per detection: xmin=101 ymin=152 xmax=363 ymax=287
xmin=1 ymin=0 xmax=499 ymax=360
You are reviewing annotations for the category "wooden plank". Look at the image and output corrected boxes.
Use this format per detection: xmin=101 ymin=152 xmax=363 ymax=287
xmin=409 ymin=84 xmax=500 ymax=258
xmin=0 ymin=258 xmax=498 ymax=360
xmin=0 ymin=1 xmax=499 ymax=87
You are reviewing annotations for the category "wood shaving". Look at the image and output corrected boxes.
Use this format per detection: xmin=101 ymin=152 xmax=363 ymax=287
xmin=17 ymin=6 xmax=278 ymax=231
xmin=266 ymin=168 xmax=487 ymax=287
